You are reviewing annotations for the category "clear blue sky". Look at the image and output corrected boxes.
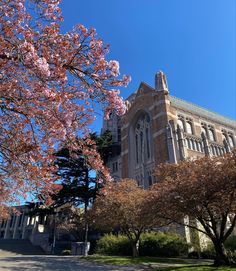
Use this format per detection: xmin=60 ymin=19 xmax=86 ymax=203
xmin=60 ymin=0 xmax=236 ymax=132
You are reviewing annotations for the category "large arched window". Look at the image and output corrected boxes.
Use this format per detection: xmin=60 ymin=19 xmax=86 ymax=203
xmin=222 ymin=133 xmax=227 ymax=142
xmin=186 ymin=121 xmax=193 ymax=134
xmin=208 ymin=128 xmax=215 ymax=141
xmin=177 ymin=118 xmax=185 ymax=131
xmin=201 ymin=126 xmax=207 ymax=137
xmin=228 ymin=135 xmax=235 ymax=149
xmin=134 ymin=113 xmax=151 ymax=164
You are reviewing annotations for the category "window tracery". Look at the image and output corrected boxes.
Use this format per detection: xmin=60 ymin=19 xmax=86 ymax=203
xmin=134 ymin=114 xmax=151 ymax=164
xmin=208 ymin=128 xmax=215 ymax=141
xmin=177 ymin=118 xmax=185 ymax=131
xmin=186 ymin=121 xmax=193 ymax=134
xmin=228 ymin=135 xmax=235 ymax=148
xmin=222 ymin=130 xmax=235 ymax=150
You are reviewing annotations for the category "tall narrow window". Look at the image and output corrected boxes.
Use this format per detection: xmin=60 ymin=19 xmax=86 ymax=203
xmin=228 ymin=135 xmax=235 ymax=148
xmin=135 ymin=134 xmax=139 ymax=164
xmin=134 ymin=113 xmax=151 ymax=165
xmin=186 ymin=121 xmax=193 ymax=134
xmin=201 ymin=126 xmax=207 ymax=137
xmin=146 ymin=128 xmax=150 ymax=158
xmin=187 ymin=138 xmax=191 ymax=149
xmin=148 ymin=175 xmax=152 ymax=186
xmin=208 ymin=128 xmax=215 ymax=141
xmin=140 ymin=131 xmax=143 ymax=161
xmin=177 ymin=119 xmax=184 ymax=131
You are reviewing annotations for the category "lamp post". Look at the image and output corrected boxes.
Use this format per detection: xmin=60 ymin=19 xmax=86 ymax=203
xmin=51 ymin=211 xmax=57 ymax=255
xmin=84 ymin=162 xmax=89 ymax=256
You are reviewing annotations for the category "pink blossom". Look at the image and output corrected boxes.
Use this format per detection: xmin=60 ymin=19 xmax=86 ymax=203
xmin=109 ymin=60 xmax=120 ymax=76
xmin=0 ymin=0 xmax=130 ymax=215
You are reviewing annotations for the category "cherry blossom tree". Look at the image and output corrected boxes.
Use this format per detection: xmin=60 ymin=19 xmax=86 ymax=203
xmin=0 ymin=0 xmax=130 ymax=217
xmin=151 ymin=151 xmax=236 ymax=266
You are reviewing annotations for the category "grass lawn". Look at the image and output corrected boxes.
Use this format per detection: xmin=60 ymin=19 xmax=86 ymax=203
xmin=81 ymin=254 xmax=190 ymax=265
xmin=81 ymin=255 xmax=236 ymax=271
xmin=162 ymin=266 xmax=236 ymax=271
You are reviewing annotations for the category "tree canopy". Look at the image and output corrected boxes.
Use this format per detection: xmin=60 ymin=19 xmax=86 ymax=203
xmin=90 ymin=179 xmax=165 ymax=257
xmin=150 ymin=151 xmax=236 ymax=266
xmin=0 ymin=0 xmax=130 ymax=217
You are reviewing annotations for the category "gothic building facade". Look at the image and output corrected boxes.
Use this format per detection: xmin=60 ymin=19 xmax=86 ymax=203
xmin=102 ymin=71 xmax=236 ymax=185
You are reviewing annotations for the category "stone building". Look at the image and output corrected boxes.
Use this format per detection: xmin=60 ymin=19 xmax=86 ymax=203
xmin=0 ymin=205 xmax=52 ymax=252
xmin=103 ymin=71 xmax=236 ymax=186
xmin=0 ymin=204 xmax=75 ymax=254
xmin=102 ymin=71 xmax=236 ymax=249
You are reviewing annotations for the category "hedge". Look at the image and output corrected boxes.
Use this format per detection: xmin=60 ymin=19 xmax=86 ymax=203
xmin=96 ymin=231 xmax=188 ymax=257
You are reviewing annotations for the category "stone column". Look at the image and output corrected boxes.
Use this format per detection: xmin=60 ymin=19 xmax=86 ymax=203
xmin=4 ymin=217 xmax=11 ymax=239
xmin=30 ymin=216 xmax=39 ymax=244
xmin=13 ymin=215 xmax=20 ymax=239
xmin=22 ymin=215 xmax=29 ymax=239
xmin=201 ymin=132 xmax=211 ymax=156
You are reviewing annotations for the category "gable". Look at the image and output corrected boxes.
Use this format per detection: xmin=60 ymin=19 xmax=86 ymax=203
xmin=135 ymin=82 xmax=154 ymax=97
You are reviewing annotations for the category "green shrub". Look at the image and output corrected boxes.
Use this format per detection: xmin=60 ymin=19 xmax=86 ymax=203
xmin=61 ymin=249 xmax=71 ymax=255
xmin=96 ymin=234 xmax=132 ymax=256
xmin=225 ymin=236 xmax=236 ymax=252
xmin=96 ymin=232 xmax=188 ymax=257
xmin=140 ymin=231 xmax=188 ymax=257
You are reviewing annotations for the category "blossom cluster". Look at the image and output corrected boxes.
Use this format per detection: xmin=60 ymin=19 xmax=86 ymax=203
xmin=20 ymin=41 xmax=51 ymax=77
xmin=0 ymin=0 xmax=130 ymax=215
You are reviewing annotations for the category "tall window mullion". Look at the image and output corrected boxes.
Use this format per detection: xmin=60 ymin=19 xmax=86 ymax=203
xmin=140 ymin=131 xmax=143 ymax=162
xmin=146 ymin=127 xmax=150 ymax=158
xmin=135 ymin=133 xmax=139 ymax=164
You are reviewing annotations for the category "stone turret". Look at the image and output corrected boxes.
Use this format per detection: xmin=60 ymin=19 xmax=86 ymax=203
xmin=155 ymin=70 xmax=169 ymax=94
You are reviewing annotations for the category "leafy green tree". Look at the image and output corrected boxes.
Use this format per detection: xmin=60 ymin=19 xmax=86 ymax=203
xmin=90 ymin=130 xmax=113 ymax=164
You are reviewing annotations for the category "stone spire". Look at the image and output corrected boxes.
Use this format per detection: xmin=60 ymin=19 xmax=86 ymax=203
xmin=155 ymin=71 xmax=169 ymax=93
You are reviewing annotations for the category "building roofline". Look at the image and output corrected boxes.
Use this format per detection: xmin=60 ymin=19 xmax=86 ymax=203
xmin=170 ymin=96 xmax=236 ymax=129
xmin=126 ymin=82 xmax=155 ymax=100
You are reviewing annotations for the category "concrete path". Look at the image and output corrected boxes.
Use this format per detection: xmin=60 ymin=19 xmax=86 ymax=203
xmin=0 ymin=256 xmax=149 ymax=271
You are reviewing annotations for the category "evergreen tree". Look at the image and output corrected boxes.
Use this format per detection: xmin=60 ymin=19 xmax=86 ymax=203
xmin=90 ymin=130 xmax=113 ymax=164
xmin=52 ymin=147 xmax=97 ymax=208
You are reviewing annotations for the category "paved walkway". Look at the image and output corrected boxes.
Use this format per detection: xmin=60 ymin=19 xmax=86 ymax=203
xmin=0 ymin=256 xmax=149 ymax=271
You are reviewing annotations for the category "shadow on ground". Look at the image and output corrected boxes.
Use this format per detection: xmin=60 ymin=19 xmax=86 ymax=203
xmin=0 ymin=256 xmax=148 ymax=271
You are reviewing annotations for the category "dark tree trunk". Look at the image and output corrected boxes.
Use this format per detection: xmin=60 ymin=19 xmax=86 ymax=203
xmin=213 ymin=240 xmax=235 ymax=266
xmin=132 ymin=240 xmax=139 ymax=257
